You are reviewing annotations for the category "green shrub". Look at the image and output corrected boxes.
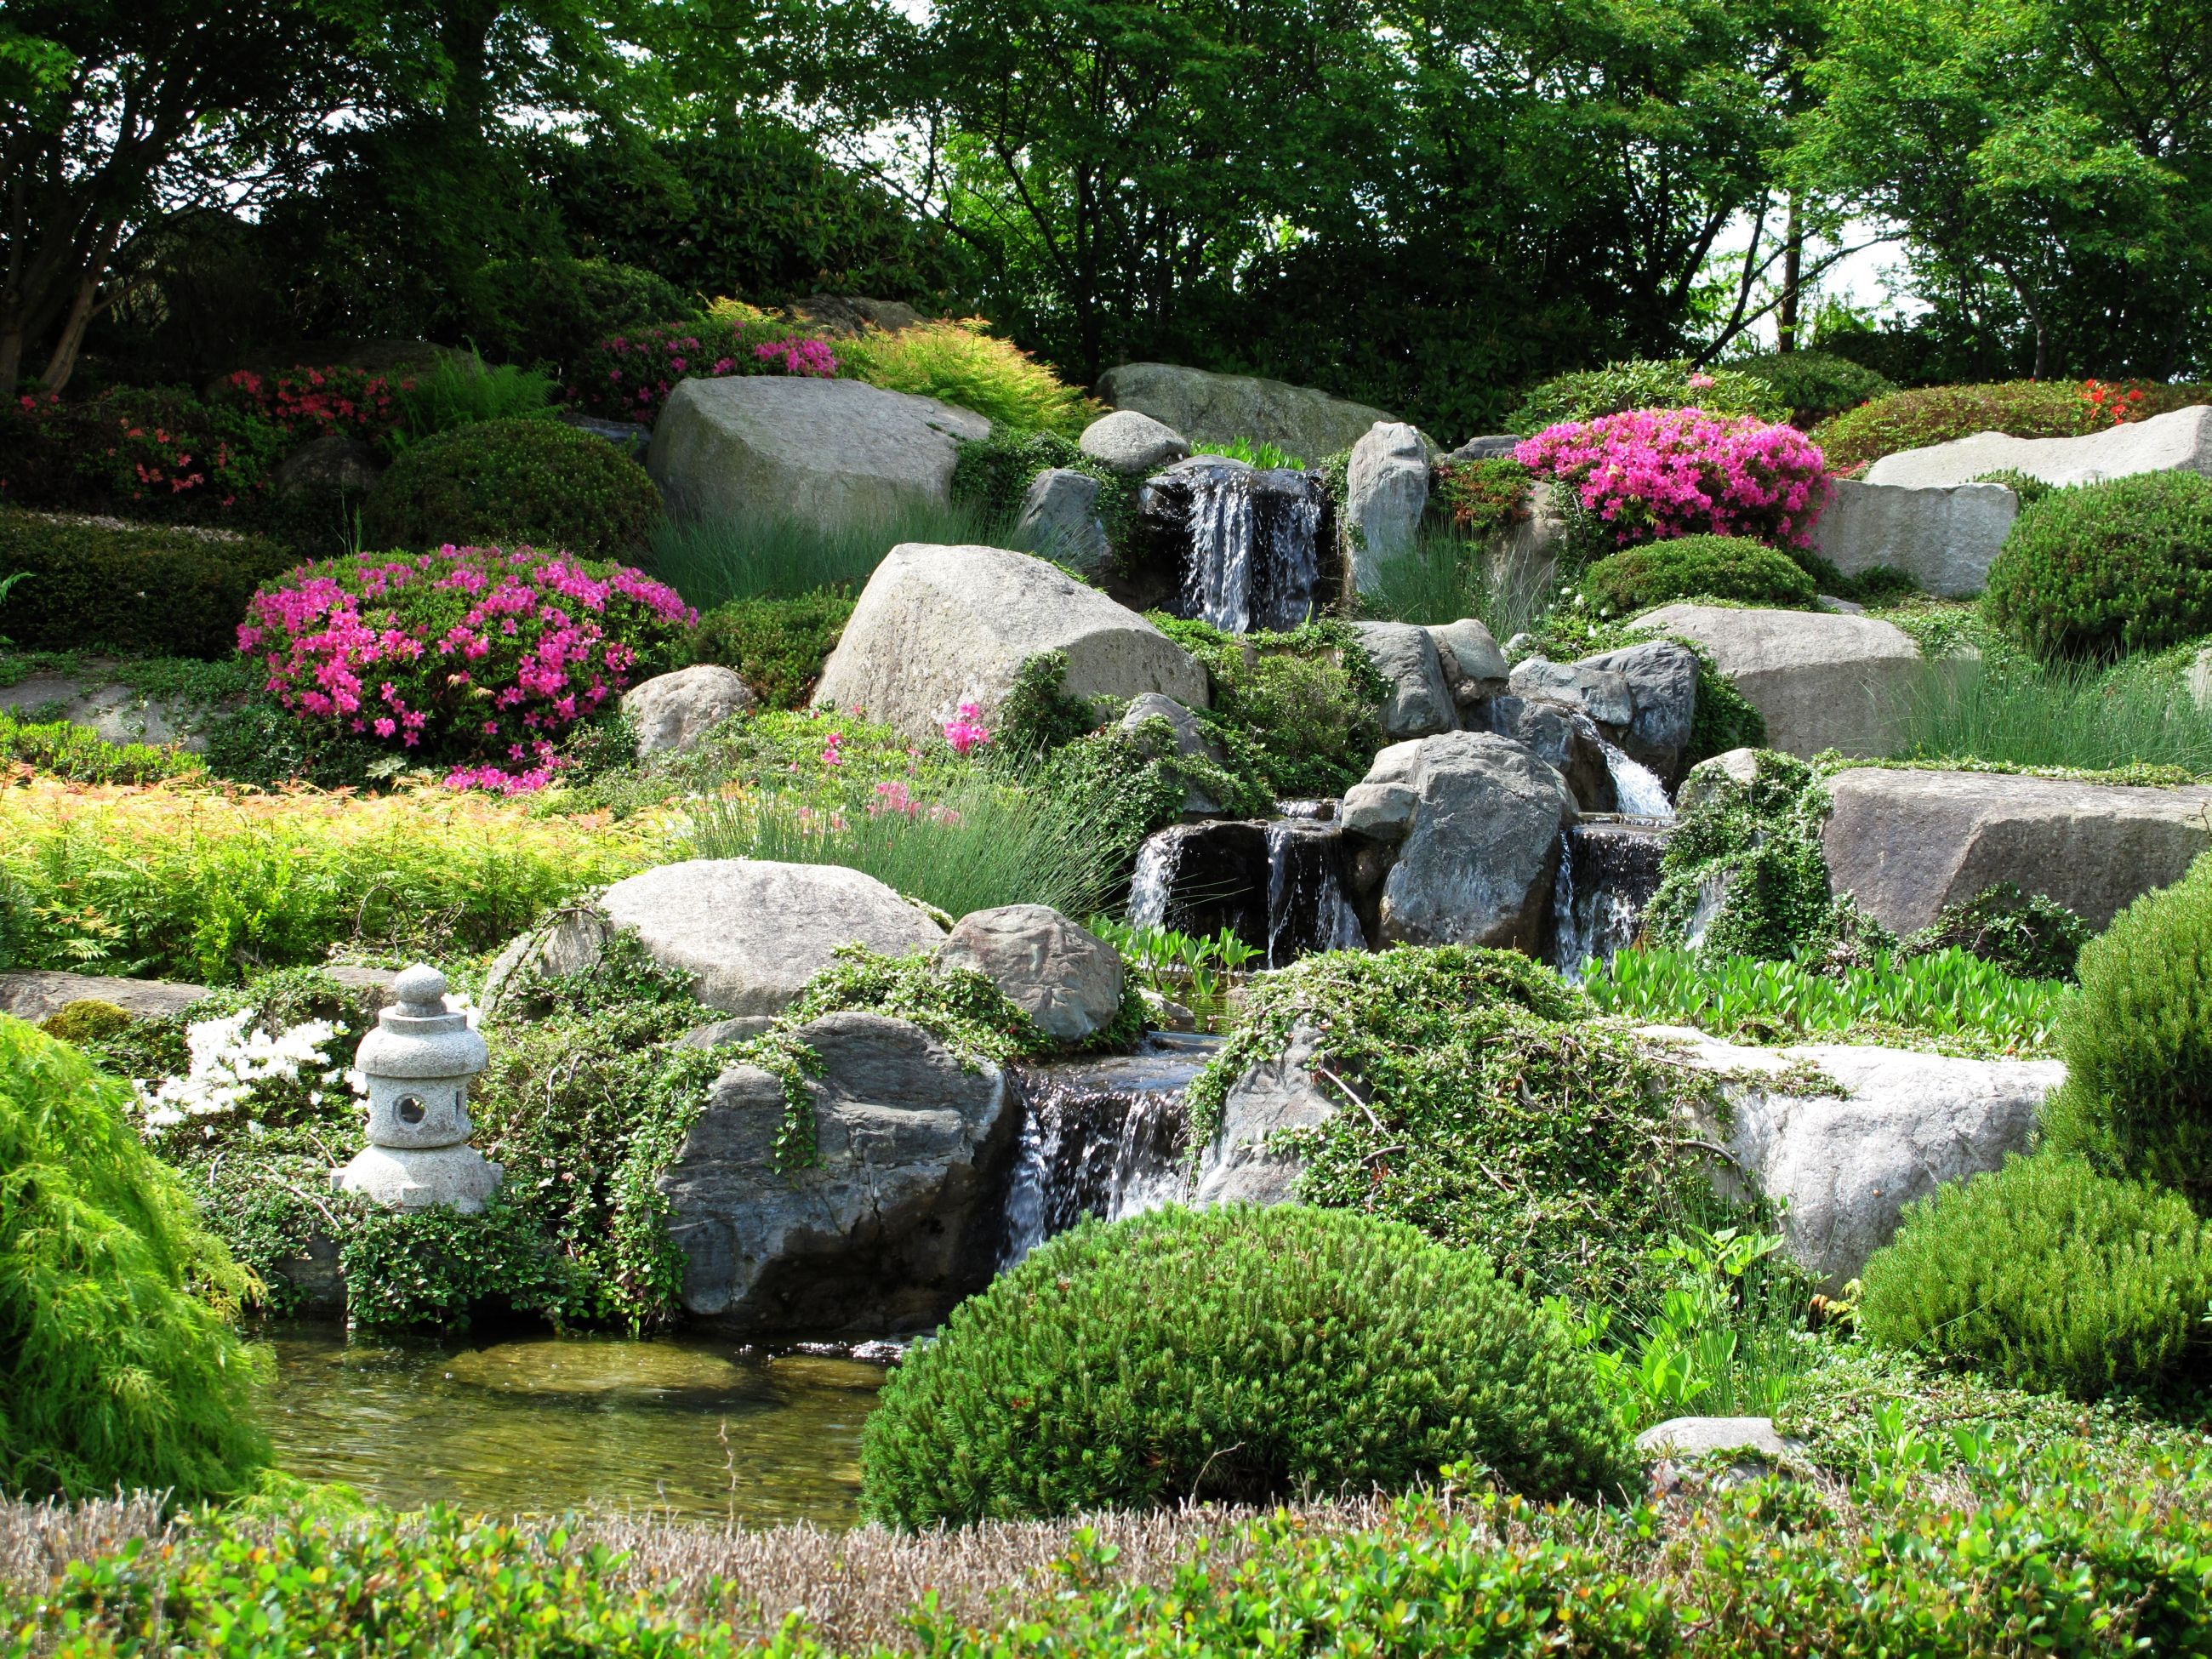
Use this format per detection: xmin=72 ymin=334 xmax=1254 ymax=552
xmin=1152 ymin=617 xmax=1388 ymax=798
xmin=0 ymin=1018 xmax=270 ymax=1500
xmin=1810 ymin=381 xmax=2090 ymax=473
xmin=362 ymin=419 xmax=662 ymax=559
xmin=1432 ymin=456 xmax=1532 ymax=543
xmin=0 ymin=510 xmax=296 ymax=658
xmin=0 ymin=708 xmax=199 ymax=784
xmin=1983 ymin=472 xmax=2212 ymax=663
xmin=949 ymin=426 xmax=1134 ymax=550
xmin=1508 ymin=359 xmax=1787 ymax=435
xmin=839 ymin=319 xmax=1097 ymax=436
xmin=35 ymin=1000 xmax=134 ymax=1047
xmin=470 ymin=256 xmax=694 ymax=369
xmin=859 ymin=1204 xmax=1630 ymax=1526
xmin=385 ymin=350 xmax=559 ymax=452
xmin=1729 ymin=350 xmax=1896 ymax=427
xmin=1861 ymin=1155 xmax=2212 ymax=1399
xmin=1971 ymin=467 xmax=2058 ymax=508
xmin=1579 ymin=535 xmax=1818 ymax=616
xmin=2042 ymin=858 xmax=2212 ymax=1211
xmin=1903 ymin=881 xmax=2091 ymax=982
xmin=688 ymin=590 xmax=855 ymax=707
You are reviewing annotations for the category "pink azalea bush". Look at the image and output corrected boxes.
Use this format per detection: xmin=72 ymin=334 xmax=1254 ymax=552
xmin=569 ymin=320 xmax=843 ymax=424
xmin=1514 ymin=408 xmax=1832 ymax=550
xmin=238 ymin=544 xmax=695 ymax=793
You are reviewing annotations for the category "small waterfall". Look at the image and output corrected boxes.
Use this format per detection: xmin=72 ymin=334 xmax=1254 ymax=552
xmin=1127 ymin=834 xmax=1183 ymax=929
xmin=1600 ymin=742 xmax=1674 ymax=821
xmin=999 ymin=1037 xmax=1220 ymax=1268
xmin=1551 ymin=819 xmax=1673 ymax=980
xmin=1143 ymin=459 xmax=1328 ymax=634
xmin=1264 ymin=820 xmax=1366 ymax=966
xmin=1682 ymin=869 xmax=1732 ymax=949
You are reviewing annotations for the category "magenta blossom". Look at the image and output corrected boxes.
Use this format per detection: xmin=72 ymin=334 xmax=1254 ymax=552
xmin=943 ymin=700 xmax=990 ymax=757
xmin=1514 ymin=408 xmax=1831 ymax=550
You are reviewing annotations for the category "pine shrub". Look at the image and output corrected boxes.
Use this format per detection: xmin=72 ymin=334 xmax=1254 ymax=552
xmin=1579 ymin=534 xmax=1818 ymax=616
xmin=1860 ymin=1155 xmax=2212 ymax=1398
xmin=0 ymin=510 xmax=297 ymax=658
xmin=1983 ymin=471 xmax=2212 ymax=663
xmin=2042 ymin=858 xmax=2212 ymax=1211
xmin=1508 ymin=359 xmax=1788 ymax=433
xmin=362 ymin=418 xmax=663 ymax=559
xmin=1729 ymin=350 xmax=1896 ymax=427
xmin=858 ymin=1204 xmax=1630 ymax=1526
xmin=688 ymin=590 xmax=856 ymax=707
xmin=0 ymin=1018 xmax=271 ymax=1499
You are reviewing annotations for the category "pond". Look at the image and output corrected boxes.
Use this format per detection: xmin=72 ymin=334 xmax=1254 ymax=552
xmin=257 ymin=1326 xmax=884 ymax=1525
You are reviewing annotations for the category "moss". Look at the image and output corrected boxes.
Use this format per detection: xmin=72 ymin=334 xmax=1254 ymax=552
xmin=36 ymin=1000 xmax=134 ymax=1047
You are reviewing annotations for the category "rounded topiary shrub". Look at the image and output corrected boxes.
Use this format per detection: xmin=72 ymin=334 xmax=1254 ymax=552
xmin=859 ymin=1204 xmax=1630 ymax=1526
xmin=1860 ymin=1154 xmax=2212 ymax=1399
xmin=1982 ymin=471 xmax=2212 ymax=662
xmin=2041 ymin=858 xmax=2212 ymax=1210
xmin=361 ymin=418 xmax=663 ymax=558
xmin=1580 ymin=534 xmax=1818 ymax=615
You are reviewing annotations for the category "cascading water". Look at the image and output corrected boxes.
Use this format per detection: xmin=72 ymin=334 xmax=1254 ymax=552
xmin=1123 ymin=816 xmax=1362 ymax=965
xmin=1126 ymin=833 xmax=1183 ymax=930
xmin=1601 ymin=743 xmax=1674 ymax=822
xmin=1550 ymin=819 xmax=1674 ymax=980
xmin=1263 ymin=819 xmax=1366 ymax=966
xmin=998 ymin=1035 xmax=1222 ymax=1268
xmin=1140 ymin=458 xmax=1327 ymax=633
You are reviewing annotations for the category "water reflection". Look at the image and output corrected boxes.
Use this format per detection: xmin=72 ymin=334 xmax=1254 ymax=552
xmin=257 ymin=1326 xmax=881 ymax=1525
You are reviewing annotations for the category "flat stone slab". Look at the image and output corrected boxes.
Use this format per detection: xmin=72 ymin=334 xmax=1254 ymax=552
xmin=1863 ymin=403 xmax=2212 ymax=489
xmin=1811 ymin=477 xmax=2018 ymax=598
xmin=1822 ymin=767 xmax=2212 ymax=932
xmin=0 ymin=970 xmax=210 ymax=1023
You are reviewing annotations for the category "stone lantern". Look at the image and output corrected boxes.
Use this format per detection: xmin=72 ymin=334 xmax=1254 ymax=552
xmin=333 ymin=964 xmax=502 ymax=1213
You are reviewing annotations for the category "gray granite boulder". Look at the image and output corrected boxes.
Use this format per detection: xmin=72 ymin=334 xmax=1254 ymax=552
xmin=621 ymin=664 xmax=756 ymax=757
xmin=0 ymin=660 xmax=207 ymax=752
xmin=1575 ymin=639 xmax=1700 ymax=782
xmin=658 ymin=1012 xmax=1016 ymax=1333
xmin=1348 ymin=620 xmax=1454 ymax=738
xmin=1078 ymin=410 xmax=1189 ymax=476
xmin=1473 ymin=695 xmax=1616 ymax=814
xmin=1097 ymin=362 xmax=1400 ymax=461
xmin=1655 ymin=1025 xmax=2063 ymax=1286
xmin=1863 ymin=402 xmax=2212 ymax=489
xmin=937 ymin=904 xmax=1125 ymax=1042
xmin=0 ymin=970 xmax=210 ymax=1023
xmin=1628 ymin=604 xmax=1922 ymax=758
xmin=1508 ymin=658 xmax=1633 ymax=727
xmin=812 ymin=543 xmax=1208 ymax=741
xmin=1821 ymin=767 xmax=2212 ymax=932
xmin=647 ymin=375 xmax=989 ymax=527
xmin=1428 ymin=618 xmax=1509 ymax=690
xmin=1811 ymin=478 xmax=2018 ymax=598
xmin=1343 ymin=421 xmax=1430 ymax=589
xmin=1015 ymin=467 xmax=1114 ymax=573
xmin=1191 ymin=1019 xmax=1334 ymax=1206
xmin=275 ymin=435 xmax=382 ymax=502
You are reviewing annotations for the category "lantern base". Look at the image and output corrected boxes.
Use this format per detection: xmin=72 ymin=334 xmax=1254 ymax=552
xmin=333 ymin=1143 xmax=504 ymax=1214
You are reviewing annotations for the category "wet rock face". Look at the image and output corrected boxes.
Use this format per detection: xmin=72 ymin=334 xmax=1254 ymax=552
xmin=1126 ymin=818 xmax=1364 ymax=963
xmin=1133 ymin=456 xmax=1336 ymax=633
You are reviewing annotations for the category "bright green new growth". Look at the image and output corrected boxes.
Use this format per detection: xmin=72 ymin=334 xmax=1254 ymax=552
xmin=0 ymin=1018 xmax=270 ymax=1500
xmin=1579 ymin=535 xmax=1818 ymax=616
xmin=1984 ymin=471 xmax=2212 ymax=663
xmin=362 ymin=417 xmax=664 ymax=559
xmin=1189 ymin=436 xmax=1308 ymax=470
xmin=1508 ymin=358 xmax=1788 ymax=434
xmin=858 ymin=1204 xmax=1632 ymax=1527
xmin=2042 ymin=857 xmax=2212 ymax=1211
xmin=1860 ymin=1155 xmax=2212 ymax=1399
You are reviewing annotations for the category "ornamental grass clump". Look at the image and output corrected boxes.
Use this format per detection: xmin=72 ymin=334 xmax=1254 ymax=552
xmin=859 ymin=1204 xmax=1631 ymax=1527
xmin=1860 ymin=1155 xmax=2212 ymax=1399
xmin=1515 ymin=408 xmax=1830 ymax=553
xmin=0 ymin=1018 xmax=270 ymax=1501
xmin=240 ymin=543 xmax=694 ymax=790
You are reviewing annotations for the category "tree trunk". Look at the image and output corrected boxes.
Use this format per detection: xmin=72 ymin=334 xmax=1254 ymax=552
xmin=34 ymin=219 xmax=123 ymax=395
xmin=1776 ymin=197 xmax=1803 ymax=353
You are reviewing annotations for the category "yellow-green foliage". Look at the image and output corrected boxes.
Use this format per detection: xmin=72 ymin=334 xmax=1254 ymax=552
xmin=1860 ymin=1155 xmax=2212 ymax=1399
xmin=859 ymin=1204 xmax=1631 ymax=1527
xmin=37 ymin=1000 xmax=134 ymax=1046
xmin=0 ymin=779 xmax=652 ymax=984
xmin=836 ymin=319 xmax=1100 ymax=438
xmin=0 ymin=1018 xmax=270 ymax=1500
xmin=0 ymin=709 xmax=201 ymax=786
xmin=2042 ymin=855 xmax=2212 ymax=1210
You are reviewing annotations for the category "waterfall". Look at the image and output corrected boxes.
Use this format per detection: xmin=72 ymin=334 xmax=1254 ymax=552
xmin=1264 ymin=820 xmax=1366 ymax=966
xmin=999 ymin=1037 xmax=1220 ymax=1268
xmin=1158 ymin=459 xmax=1326 ymax=634
xmin=1600 ymin=742 xmax=1675 ymax=822
xmin=1551 ymin=819 xmax=1673 ymax=981
xmin=1127 ymin=833 xmax=1183 ymax=929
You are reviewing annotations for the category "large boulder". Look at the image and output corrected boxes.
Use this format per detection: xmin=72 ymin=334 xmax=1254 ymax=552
xmin=1014 ymin=468 xmax=1113 ymax=574
xmin=812 ymin=543 xmax=1208 ymax=741
xmin=621 ymin=664 xmax=756 ymax=758
xmin=1347 ymin=732 xmax=1575 ymax=950
xmin=1348 ymin=620 xmax=1454 ymax=739
xmin=487 ymin=860 xmax=947 ymax=1019
xmin=1343 ymin=421 xmax=1430 ymax=589
xmin=1078 ymin=409 xmax=1189 ymax=476
xmin=1863 ymin=402 xmax=2212 ymax=490
xmin=1628 ymin=604 xmax=1922 ymax=759
xmin=1656 ymin=1026 xmax=2064 ymax=1286
xmin=1811 ymin=478 xmax=2018 ymax=598
xmin=1191 ymin=1020 xmax=1333 ymax=1206
xmin=646 ymin=375 xmax=990 ymax=527
xmin=1574 ymin=640 xmax=1700 ymax=782
xmin=1472 ymin=695 xmax=1616 ymax=815
xmin=0 ymin=970 xmax=211 ymax=1023
xmin=657 ymin=1012 xmax=1016 ymax=1333
xmin=937 ymin=904 xmax=1125 ymax=1043
xmin=274 ymin=434 xmax=382 ymax=503
xmin=1097 ymin=362 xmax=1401 ymax=462
xmin=1821 ymin=767 xmax=2212 ymax=932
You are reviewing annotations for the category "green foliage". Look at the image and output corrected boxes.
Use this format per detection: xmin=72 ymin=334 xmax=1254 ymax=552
xmin=1892 ymin=646 xmax=2212 ymax=778
xmin=469 ymin=255 xmax=694 ymax=370
xmin=1588 ymin=946 xmax=2067 ymax=1054
xmin=947 ymin=428 xmax=1135 ymax=563
xmin=1189 ymin=436 xmax=1308 ymax=469
xmin=1579 ymin=535 xmax=1819 ymax=616
xmin=1089 ymin=917 xmax=1261 ymax=1029
xmin=1185 ymin=949 xmax=1722 ymax=1311
xmin=1861 ymin=1155 xmax=2212 ymax=1399
xmin=1903 ymin=881 xmax=2090 ymax=982
xmin=1508 ymin=360 xmax=1788 ymax=435
xmin=1359 ymin=529 xmax=1525 ymax=636
xmin=385 ymin=349 xmax=558 ymax=452
xmin=0 ymin=1018 xmax=269 ymax=1501
xmin=860 ymin=1204 xmax=1631 ymax=1526
xmin=1031 ymin=721 xmax=1273 ymax=874
xmin=687 ymin=591 xmax=855 ymax=708
xmin=1983 ymin=471 xmax=2212 ymax=662
xmin=36 ymin=1000 xmax=134 ymax=1047
xmin=649 ymin=499 xmax=1010 ymax=609
xmin=1432 ymin=457 xmax=1532 ymax=543
xmin=1971 ymin=467 xmax=2057 ymax=507
xmin=362 ymin=419 xmax=662 ymax=559
xmin=0 ymin=510 xmax=296 ymax=658
xmin=1685 ymin=647 xmax=1769 ymax=764
xmin=1729 ymin=350 xmax=1897 ymax=427
xmin=840 ymin=320 xmax=1097 ymax=436
xmin=0 ymin=709 xmax=198 ymax=785
xmin=1810 ymin=383 xmax=2092 ymax=473
xmin=1152 ymin=617 xmax=1388 ymax=798
xmin=2042 ymin=858 xmax=2212 ymax=1211
xmin=988 ymin=650 xmax=1110 ymax=761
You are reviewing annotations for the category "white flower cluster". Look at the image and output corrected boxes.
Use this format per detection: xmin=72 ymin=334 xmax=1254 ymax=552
xmin=137 ymin=1007 xmax=348 ymax=1137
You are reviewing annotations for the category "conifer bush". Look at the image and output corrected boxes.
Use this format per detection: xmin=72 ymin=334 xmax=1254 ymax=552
xmin=1983 ymin=471 xmax=2212 ymax=663
xmin=858 ymin=1204 xmax=1630 ymax=1527
xmin=0 ymin=1018 xmax=270 ymax=1500
xmin=1860 ymin=1155 xmax=2212 ymax=1398
xmin=1579 ymin=534 xmax=1818 ymax=615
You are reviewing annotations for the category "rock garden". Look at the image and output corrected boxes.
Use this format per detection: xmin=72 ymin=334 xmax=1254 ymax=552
xmin=10 ymin=10 xmax=2212 ymax=1644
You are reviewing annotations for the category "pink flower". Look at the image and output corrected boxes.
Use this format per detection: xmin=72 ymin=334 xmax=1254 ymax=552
xmin=1514 ymin=408 xmax=1830 ymax=550
xmin=943 ymin=701 xmax=991 ymax=756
